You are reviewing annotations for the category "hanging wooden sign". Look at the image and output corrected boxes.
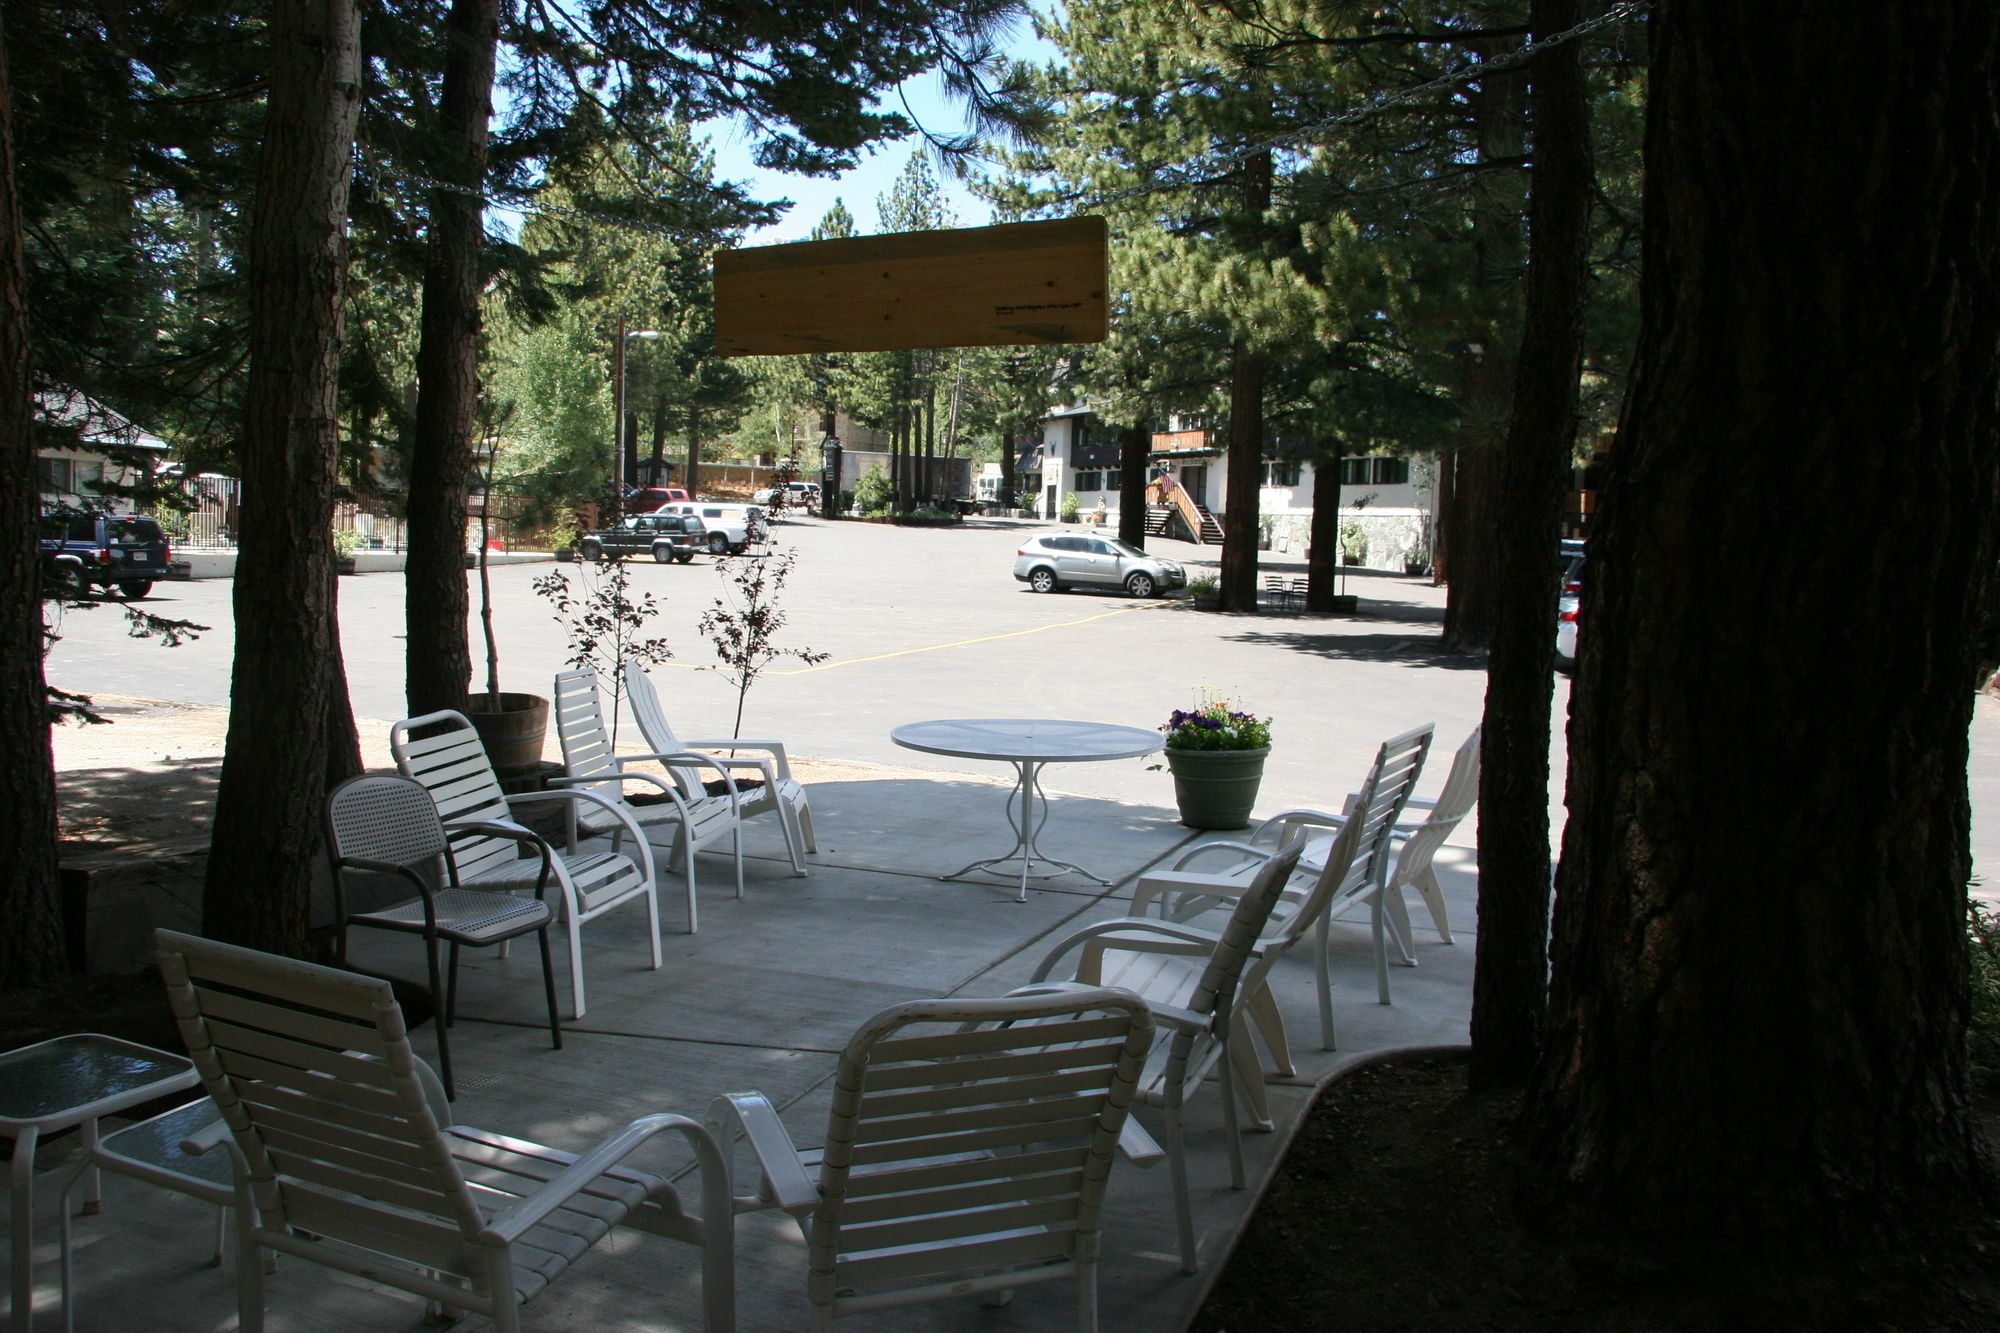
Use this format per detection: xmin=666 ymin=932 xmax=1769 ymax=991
xmin=714 ymin=216 xmax=1107 ymax=357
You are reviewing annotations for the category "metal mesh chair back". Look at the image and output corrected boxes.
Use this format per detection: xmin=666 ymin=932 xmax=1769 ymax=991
xmin=326 ymin=774 xmax=450 ymax=879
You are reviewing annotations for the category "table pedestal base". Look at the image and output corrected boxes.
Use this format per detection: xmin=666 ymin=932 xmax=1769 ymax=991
xmin=942 ymin=760 xmax=1115 ymax=901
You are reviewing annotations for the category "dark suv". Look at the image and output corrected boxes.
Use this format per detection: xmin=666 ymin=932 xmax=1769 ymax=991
xmin=40 ymin=511 xmax=172 ymax=598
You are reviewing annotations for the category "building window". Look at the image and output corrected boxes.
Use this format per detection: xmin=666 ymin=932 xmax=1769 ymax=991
xmin=37 ymin=456 xmax=70 ymax=492
xmin=1339 ymin=456 xmax=1410 ymax=486
xmin=1075 ymin=470 xmax=1102 ymax=491
xmin=1261 ymin=460 xmax=1302 ymax=487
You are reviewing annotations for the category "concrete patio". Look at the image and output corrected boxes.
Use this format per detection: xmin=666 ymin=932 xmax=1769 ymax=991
xmin=19 ymin=751 xmax=1479 ymax=1332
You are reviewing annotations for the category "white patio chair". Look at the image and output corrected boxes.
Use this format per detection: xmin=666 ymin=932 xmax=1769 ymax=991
xmin=1131 ymin=723 xmax=1432 ymax=1049
xmin=392 ymin=709 xmax=660 ymax=1019
xmin=553 ymin=668 xmax=743 ymax=932
xmin=1376 ymin=724 xmax=1481 ymax=949
xmin=624 ymin=660 xmax=816 ymax=877
xmin=325 ymin=773 xmax=563 ymax=1100
xmin=706 ymin=987 xmax=1155 ymax=1330
xmin=1023 ymin=838 xmax=1309 ymax=1274
xmin=153 ymin=929 xmax=734 ymax=1333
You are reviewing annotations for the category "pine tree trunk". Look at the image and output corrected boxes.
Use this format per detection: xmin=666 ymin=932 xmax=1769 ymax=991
xmin=0 ymin=12 xmax=66 ymax=986
xmin=1118 ymin=418 xmax=1149 ymax=548
xmin=204 ymin=0 xmax=361 ymax=955
xmin=1439 ymin=431 xmax=1502 ymax=651
xmin=404 ymin=0 xmax=497 ymax=716
xmin=1218 ymin=151 xmax=1272 ymax=614
xmin=1305 ymin=442 xmax=1342 ymax=611
xmin=1527 ymin=0 xmax=2000 ymax=1252
xmin=1470 ymin=0 xmax=1592 ymax=1090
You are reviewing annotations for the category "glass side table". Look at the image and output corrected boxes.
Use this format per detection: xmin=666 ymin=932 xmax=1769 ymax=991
xmin=2 ymin=1033 xmax=198 ymax=1332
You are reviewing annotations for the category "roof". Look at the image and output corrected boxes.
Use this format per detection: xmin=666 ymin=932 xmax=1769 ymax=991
xmin=35 ymin=388 xmax=169 ymax=452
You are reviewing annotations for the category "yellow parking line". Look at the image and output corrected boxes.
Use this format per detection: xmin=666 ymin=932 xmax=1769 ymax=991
xmin=653 ymin=600 xmax=1168 ymax=676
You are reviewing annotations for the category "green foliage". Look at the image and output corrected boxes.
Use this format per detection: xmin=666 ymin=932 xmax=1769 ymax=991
xmin=1060 ymin=490 xmax=1081 ymax=521
xmin=1970 ymin=897 xmax=2000 ymax=1085
xmin=852 ymin=469 xmax=896 ymax=515
xmin=1160 ymin=693 xmax=1272 ymax=752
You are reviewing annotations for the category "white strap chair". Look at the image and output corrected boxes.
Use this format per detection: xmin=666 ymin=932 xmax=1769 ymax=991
xmin=624 ymin=660 xmax=816 ymax=877
xmin=154 ymin=929 xmax=734 ymax=1332
xmin=706 ymin=987 xmax=1155 ymax=1329
xmin=392 ymin=709 xmax=660 ymax=1019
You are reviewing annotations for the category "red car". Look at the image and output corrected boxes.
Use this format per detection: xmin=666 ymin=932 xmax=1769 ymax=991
xmin=626 ymin=486 xmax=692 ymax=514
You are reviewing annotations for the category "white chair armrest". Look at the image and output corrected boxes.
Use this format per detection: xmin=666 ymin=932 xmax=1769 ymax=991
xmin=681 ymin=738 xmax=794 ymax=782
xmin=1030 ymin=917 xmax=1225 ymax=983
xmin=1132 ymin=869 xmax=1259 ymax=919
xmin=1118 ymin=1117 xmax=1165 ymax=1167
xmin=705 ymin=1091 xmax=820 ymax=1216
xmin=478 ymin=1113 xmax=722 ymax=1243
xmin=505 ymin=786 xmax=660 ymax=882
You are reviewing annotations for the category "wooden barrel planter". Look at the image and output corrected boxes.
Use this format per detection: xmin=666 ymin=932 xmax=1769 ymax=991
xmin=462 ymin=692 xmax=550 ymax=781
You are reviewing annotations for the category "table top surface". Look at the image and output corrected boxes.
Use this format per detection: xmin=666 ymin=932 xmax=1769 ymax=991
xmin=891 ymin=718 xmax=1162 ymax=764
xmin=0 ymin=1033 xmax=198 ymax=1128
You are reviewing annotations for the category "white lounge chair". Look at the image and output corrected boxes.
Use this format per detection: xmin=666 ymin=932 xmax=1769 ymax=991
xmin=553 ymin=668 xmax=743 ymax=932
xmin=624 ymin=660 xmax=816 ymax=877
xmin=1131 ymin=723 xmax=1433 ymax=1051
xmin=1023 ymin=838 xmax=1309 ymax=1274
xmin=1376 ymin=724 xmax=1482 ymax=950
xmin=153 ymin=929 xmax=733 ymax=1332
xmin=392 ymin=709 xmax=660 ymax=1019
xmin=707 ymin=987 xmax=1155 ymax=1329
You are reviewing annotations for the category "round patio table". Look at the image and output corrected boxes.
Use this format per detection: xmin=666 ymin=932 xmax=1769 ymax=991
xmin=891 ymin=718 xmax=1161 ymax=901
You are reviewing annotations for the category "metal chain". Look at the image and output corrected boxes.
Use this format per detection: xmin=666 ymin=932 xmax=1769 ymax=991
xmin=1064 ymin=0 xmax=1647 ymax=211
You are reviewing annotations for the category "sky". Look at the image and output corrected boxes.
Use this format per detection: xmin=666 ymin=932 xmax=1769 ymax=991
xmin=701 ymin=10 xmax=1060 ymax=247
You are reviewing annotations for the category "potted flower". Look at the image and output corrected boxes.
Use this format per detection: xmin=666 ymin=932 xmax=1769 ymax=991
xmin=332 ymin=526 xmax=365 ymax=575
xmin=1157 ymin=693 xmax=1272 ymax=829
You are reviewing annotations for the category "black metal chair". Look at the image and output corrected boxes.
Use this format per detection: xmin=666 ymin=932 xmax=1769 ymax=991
xmin=324 ymin=774 xmax=562 ymax=1099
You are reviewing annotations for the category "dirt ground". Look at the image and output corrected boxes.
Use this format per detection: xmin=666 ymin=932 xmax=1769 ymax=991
xmin=1195 ymin=1058 xmax=2000 ymax=1332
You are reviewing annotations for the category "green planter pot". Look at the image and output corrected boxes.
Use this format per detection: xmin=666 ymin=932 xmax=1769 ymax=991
xmin=1164 ymin=745 xmax=1270 ymax=829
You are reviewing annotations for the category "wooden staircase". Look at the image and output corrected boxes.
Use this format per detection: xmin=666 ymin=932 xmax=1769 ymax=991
xmin=1146 ymin=502 xmax=1224 ymax=544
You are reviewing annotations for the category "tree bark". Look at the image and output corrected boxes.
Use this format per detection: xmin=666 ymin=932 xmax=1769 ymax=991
xmin=1218 ymin=151 xmax=1273 ymax=614
xmin=1118 ymin=418 xmax=1149 ymax=548
xmin=404 ymin=0 xmax=497 ymax=717
xmin=1439 ymin=426 xmax=1503 ymax=650
xmin=1305 ymin=440 xmax=1342 ymax=611
xmin=204 ymin=0 xmax=361 ymax=955
xmin=1527 ymin=0 xmax=2000 ymax=1253
xmin=1469 ymin=0 xmax=1592 ymax=1090
xmin=0 ymin=11 xmax=66 ymax=986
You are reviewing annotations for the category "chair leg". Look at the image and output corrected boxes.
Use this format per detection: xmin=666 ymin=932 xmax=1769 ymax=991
xmin=1370 ymin=894 xmax=1393 ymax=1007
xmin=426 ymin=936 xmax=454 ymax=1101
xmin=1219 ymin=1044 xmax=1246 ymax=1189
xmin=567 ymin=919 xmax=588 ymax=1020
xmin=1077 ymin=1261 xmax=1099 ymax=1333
xmin=1226 ymin=1023 xmax=1273 ymax=1131
xmin=1316 ymin=914 xmax=1338 ymax=1050
xmin=1243 ymin=983 xmax=1294 ymax=1077
xmin=1383 ymin=879 xmax=1419 ymax=965
xmin=445 ymin=940 xmax=463 ymax=1025
xmin=778 ymin=798 xmax=809 ymax=876
xmin=235 ymin=1208 xmax=266 ymax=1333
xmin=536 ymin=926 xmax=563 ymax=1050
xmin=731 ymin=826 xmax=745 ymax=900
xmin=1415 ymin=866 xmax=1454 ymax=943
xmin=1164 ymin=1106 xmax=1195 ymax=1274
xmin=797 ymin=798 xmax=817 ymax=853
xmin=682 ymin=841 xmax=699 ymax=935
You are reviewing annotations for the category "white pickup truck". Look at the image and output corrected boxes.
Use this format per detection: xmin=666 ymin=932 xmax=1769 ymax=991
xmin=656 ymin=502 xmax=768 ymax=555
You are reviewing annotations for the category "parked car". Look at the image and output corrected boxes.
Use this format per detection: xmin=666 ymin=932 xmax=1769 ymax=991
xmin=1555 ymin=540 xmax=1585 ymax=668
xmin=40 ymin=511 xmax=172 ymax=598
xmin=577 ymin=513 xmax=707 ymax=564
xmin=656 ymin=502 xmax=767 ymax=555
xmin=752 ymin=481 xmax=820 ymax=510
xmin=1013 ymin=533 xmax=1186 ymax=598
xmin=625 ymin=486 xmax=693 ymax=514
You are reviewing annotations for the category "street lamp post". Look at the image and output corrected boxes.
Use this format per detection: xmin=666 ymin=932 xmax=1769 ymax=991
xmin=613 ymin=320 xmax=663 ymax=503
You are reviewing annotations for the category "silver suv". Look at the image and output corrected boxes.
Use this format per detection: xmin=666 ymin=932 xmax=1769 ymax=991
xmin=1013 ymin=533 xmax=1186 ymax=598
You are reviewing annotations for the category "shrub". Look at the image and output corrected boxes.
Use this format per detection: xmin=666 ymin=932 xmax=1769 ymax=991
xmin=852 ymin=469 xmax=894 ymax=516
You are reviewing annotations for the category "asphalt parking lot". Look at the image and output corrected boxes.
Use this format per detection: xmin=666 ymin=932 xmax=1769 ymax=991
xmin=43 ymin=515 xmax=1493 ymax=815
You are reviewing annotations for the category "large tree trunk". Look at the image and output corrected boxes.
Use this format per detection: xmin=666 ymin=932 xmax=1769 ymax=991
xmin=1439 ymin=431 xmax=1503 ymax=650
xmin=1305 ymin=441 xmax=1343 ymax=612
xmin=1218 ymin=151 xmax=1273 ymax=615
xmin=1469 ymin=0 xmax=1592 ymax=1089
xmin=1527 ymin=0 xmax=2000 ymax=1253
xmin=404 ymin=0 xmax=497 ymax=717
xmin=204 ymin=0 xmax=361 ymax=955
xmin=0 ymin=12 xmax=66 ymax=986
xmin=1117 ymin=418 xmax=1149 ymax=548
